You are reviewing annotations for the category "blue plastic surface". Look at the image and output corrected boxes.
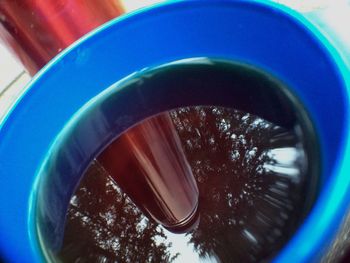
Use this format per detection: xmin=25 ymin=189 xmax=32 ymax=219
xmin=0 ymin=0 xmax=349 ymax=262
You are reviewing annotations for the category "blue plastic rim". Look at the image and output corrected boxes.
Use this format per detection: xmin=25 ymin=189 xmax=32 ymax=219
xmin=37 ymin=56 xmax=321 ymax=261
xmin=0 ymin=0 xmax=349 ymax=262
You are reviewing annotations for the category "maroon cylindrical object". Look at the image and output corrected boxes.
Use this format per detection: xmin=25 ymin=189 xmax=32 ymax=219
xmin=0 ymin=0 xmax=125 ymax=75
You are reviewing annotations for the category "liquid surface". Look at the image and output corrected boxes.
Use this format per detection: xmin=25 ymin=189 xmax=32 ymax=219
xmin=38 ymin=59 xmax=319 ymax=262
xmin=57 ymin=106 xmax=315 ymax=263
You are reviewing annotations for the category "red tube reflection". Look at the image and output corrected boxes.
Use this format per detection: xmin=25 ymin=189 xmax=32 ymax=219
xmin=99 ymin=113 xmax=199 ymax=233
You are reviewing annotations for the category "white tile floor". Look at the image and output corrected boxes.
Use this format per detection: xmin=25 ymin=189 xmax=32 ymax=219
xmin=0 ymin=43 xmax=26 ymax=91
xmin=0 ymin=44 xmax=28 ymax=121
xmin=0 ymin=43 xmax=30 ymax=121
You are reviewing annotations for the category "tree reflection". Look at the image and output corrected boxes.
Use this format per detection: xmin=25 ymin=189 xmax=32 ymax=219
xmin=58 ymin=161 xmax=178 ymax=263
xmin=58 ymin=106 xmax=310 ymax=263
xmin=171 ymin=106 xmax=307 ymax=262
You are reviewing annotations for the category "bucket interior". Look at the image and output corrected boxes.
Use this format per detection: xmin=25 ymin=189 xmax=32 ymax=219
xmin=36 ymin=59 xmax=320 ymax=262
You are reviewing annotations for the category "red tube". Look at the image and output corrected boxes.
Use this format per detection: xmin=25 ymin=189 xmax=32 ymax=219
xmin=0 ymin=0 xmax=125 ymax=75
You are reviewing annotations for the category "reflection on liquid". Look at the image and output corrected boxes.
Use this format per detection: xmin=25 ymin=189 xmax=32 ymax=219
xmin=58 ymin=161 xmax=178 ymax=262
xmin=98 ymin=113 xmax=199 ymax=233
xmin=57 ymin=106 xmax=313 ymax=263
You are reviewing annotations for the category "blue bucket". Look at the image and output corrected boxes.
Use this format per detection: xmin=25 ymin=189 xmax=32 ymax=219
xmin=0 ymin=1 xmax=349 ymax=262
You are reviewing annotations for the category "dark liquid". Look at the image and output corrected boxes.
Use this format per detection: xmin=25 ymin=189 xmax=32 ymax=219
xmin=49 ymin=60 xmax=318 ymax=262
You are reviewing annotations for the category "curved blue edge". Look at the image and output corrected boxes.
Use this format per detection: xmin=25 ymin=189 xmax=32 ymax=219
xmin=261 ymin=2 xmax=350 ymax=262
xmin=36 ymin=57 xmax=313 ymax=257
xmin=0 ymin=0 xmax=349 ymax=262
